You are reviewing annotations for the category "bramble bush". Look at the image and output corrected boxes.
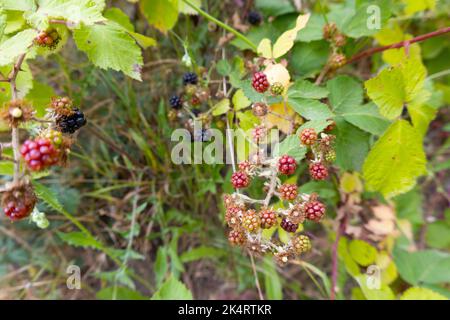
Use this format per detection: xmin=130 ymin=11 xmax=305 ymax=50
xmin=0 ymin=0 xmax=449 ymax=300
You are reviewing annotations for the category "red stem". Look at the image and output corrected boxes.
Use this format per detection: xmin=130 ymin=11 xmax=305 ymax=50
xmin=346 ymin=26 xmax=450 ymax=65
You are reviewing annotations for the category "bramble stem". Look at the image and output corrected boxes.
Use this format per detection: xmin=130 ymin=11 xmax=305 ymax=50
xmin=182 ymin=0 xmax=257 ymax=51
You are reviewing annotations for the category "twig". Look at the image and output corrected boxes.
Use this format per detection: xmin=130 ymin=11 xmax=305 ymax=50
xmin=345 ymin=26 xmax=450 ymax=65
xmin=249 ymin=252 xmax=264 ymax=300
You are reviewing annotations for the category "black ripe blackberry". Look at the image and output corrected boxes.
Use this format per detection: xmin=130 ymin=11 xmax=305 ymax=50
xmin=247 ymin=11 xmax=262 ymax=25
xmin=183 ymin=72 xmax=198 ymax=85
xmin=191 ymin=108 xmax=201 ymax=117
xmin=57 ymin=108 xmax=87 ymax=134
xmin=169 ymin=95 xmax=183 ymax=109
xmin=193 ymin=129 xmax=211 ymax=142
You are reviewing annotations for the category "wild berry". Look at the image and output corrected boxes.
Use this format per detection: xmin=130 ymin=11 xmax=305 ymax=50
xmin=252 ymin=72 xmax=270 ymax=93
xmin=193 ymin=129 xmax=211 ymax=142
xmin=278 ymin=183 xmax=298 ymax=201
xmin=20 ymin=138 xmax=60 ymax=171
xmin=281 ymin=218 xmax=298 ymax=233
xmin=242 ymin=210 xmax=261 ymax=232
xmin=183 ymin=72 xmax=198 ymax=85
xmin=329 ymin=53 xmax=347 ymax=69
xmin=252 ymin=125 xmax=267 ymax=143
xmin=231 ymin=171 xmax=250 ymax=189
xmin=56 ymin=108 xmax=87 ymax=134
xmin=225 ymin=205 xmax=244 ymax=227
xmin=309 ymin=162 xmax=328 ymax=180
xmin=42 ymin=129 xmax=63 ymax=147
xmin=325 ymin=150 xmax=336 ymax=163
xmin=333 ymin=33 xmax=347 ymax=47
xmin=34 ymin=29 xmax=60 ymax=48
xmin=51 ymin=96 xmax=72 ymax=110
xmin=228 ymin=229 xmax=246 ymax=246
xmin=270 ymin=82 xmax=284 ymax=96
xmin=304 ymin=201 xmax=326 ymax=222
xmin=169 ymin=95 xmax=183 ymax=109
xmin=278 ymin=155 xmax=297 ymax=175
xmin=299 ymin=128 xmax=317 ymax=146
xmin=1 ymin=184 xmax=37 ymax=221
xmin=291 ymin=235 xmax=311 ymax=254
xmin=287 ymin=204 xmax=306 ymax=224
xmin=238 ymin=160 xmax=254 ymax=174
xmin=247 ymin=11 xmax=262 ymax=25
xmin=252 ymin=102 xmax=268 ymax=117
xmin=191 ymin=95 xmax=200 ymax=106
xmin=260 ymin=208 xmax=278 ymax=229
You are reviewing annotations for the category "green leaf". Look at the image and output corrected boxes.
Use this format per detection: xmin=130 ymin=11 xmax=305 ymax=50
xmin=1 ymin=0 xmax=36 ymax=11
xmin=154 ymin=247 xmax=168 ymax=288
xmin=0 ymin=10 xmax=7 ymax=38
xmin=401 ymin=287 xmax=447 ymax=300
xmin=335 ymin=118 xmax=370 ymax=171
xmin=349 ymin=240 xmax=377 ymax=267
xmin=363 ymin=120 xmax=427 ymax=198
xmin=0 ymin=62 xmax=33 ymax=104
xmin=0 ymin=29 xmax=37 ymax=67
xmin=402 ymin=0 xmax=436 ymax=15
xmin=287 ymin=79 xmax=328 ymax=99
xmin=297 ymin=119 xmax=333 ymax=135
xmin=290 ymin=41 xmax=328 ymax=76
xmin=178 ymin=0 xmax=201 ymax=15
xmin=73 ymin=22 xmax=143 ymax=80
xmin=273 ymin=134 xmax=307 ymax=161
xmin=288 ymin=97 xmax=334 ymax=120
xmin=96 ymin=287 xmax=147 ymax=300
xmin=0 ymin=161 xmax=14 ymax=175
xmin=212 ymin=98 xmax=230 ymax=116
xmin=104 ymin=8 xmax=135 ymax=31
xmin=255 ymin=0 xmax=296 ymax=16
xmin=232 ymin=89 xmax=251 ymax=111
xmin=408 ymin=104 xmax=437 ymax=138
xmin=354 ymin=274 xmax=395 ymax=300
xmin=151 ymin=276 xmax=193 ymax=300
xmin=393 ymin=248 xmax=450 ymax=285
xmin=394 ymin=188 xmax=423 ymax=225
xmin=426 ymin=222 xmax=450 ymax=249
xmin=336 ymin=102 xmax=390 ymax=136
xmin=139 ymin=0 xmax=178 ymax=33
xmin=128 ymin=32 xmax=156 ymax=49
xmin=263 ymin=257 xmax=283 ymax=300
xmin=338 ymin=237 xmax=361 ymax=277
xmin=57 ymin=231 xmax=102 ymax=250
xmin=296 ymin=14 xmax=325 ymax=42
xmin=25 ymin=81 xmax=56 ymax=117
xmin=25 ymin=0 xmax=106 ymax=29
xmin=365 ymin=57 xmax=428 ymax=120
xmin=327 ymin=75 xmax=363 ymax=112
xmin=341 ymin=0 xmax=391 ymax=38
xmin=180 ymin=246 xmax=226 ymax=263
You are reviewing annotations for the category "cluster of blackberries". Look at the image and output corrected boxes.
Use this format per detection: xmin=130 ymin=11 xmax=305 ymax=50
xmin=56 ymin=108 xmax=87 ymax=134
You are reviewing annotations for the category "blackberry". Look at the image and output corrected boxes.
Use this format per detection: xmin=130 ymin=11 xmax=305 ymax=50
xmin=278 ymin=183 xmax=298 ymax=201
xmin=304 ymin=200 xmax=326 ymax=222
xmin=280 ymin=218 xmax=298 ymax=233
xmin=270 ymin=82 xmax=284 ymax=96
xmin=252 ymin=102 xmax=268 ymax=117
xmin=242 ymin=209 xmax=261 ymax=232
xmin=300 ymin=128 xmax=317 ymax=146
xmin=228 ymin=229 xmax=246 ymax=246
xmin=231 ymin=171 xmax=250 ymax=189
xmin=183 ymin=72 xmax=198 ymax=85
xmin=56 ymin=108 xmax=87 ymax=134
xmin=191 ymin=108 xmax=201 ymax=117
xmin=252 ymin=72 xmax=270 ymax=93
xmin=193 ymin=129 xmax=211 ymax=142
xmin=247 ymin=11 xmax=262 ymax=25
xmin=278 ymin=155 xmax=297 ymax=175
xmin=260 ymin=208 xmax=278 ymax=229
xmin=169 ymin=95 xmax=183 ymax=109
xmin=291 ymin=235 xmax=312 ymax=254
xmin=309 ymin=162 xmax=329 ymax=180
xmin=1 ymin=183 xmax=37 ymax=221
xmin=20 ymin=138 xmax=60 ymax=171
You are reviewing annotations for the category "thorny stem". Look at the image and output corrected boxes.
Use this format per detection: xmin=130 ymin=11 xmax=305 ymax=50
xmin=182 ymin=0 xmax=257 ymax=51
xmin=249 ymin=252 xmax=264 ymax=300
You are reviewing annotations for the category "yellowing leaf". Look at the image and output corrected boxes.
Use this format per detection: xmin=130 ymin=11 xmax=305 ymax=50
xmin=140 ymin=0 xmax=178 ymax=33
xmin=272 ymin=13 xmax=310 ymax=59
xmin=340 ymin=172 xmax=363 ymax=194
xmin=257 ymin=38 xmax=272 ymax=59
xmin=363 ymin=120 xmax=427 ymax=198
xmin=402 ymin=0 xmax=436 ymax=15
xmin=266 ymin=102 xmax=302 ymax=134
xmin=401 ymin=287 xmax=447 ymax=300
xmin=263 ymin=63 xmax=290 ymax=87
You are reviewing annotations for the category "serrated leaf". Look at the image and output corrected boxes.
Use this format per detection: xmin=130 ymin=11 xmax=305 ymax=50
xmin=365 ymin=57 xmax=428 ymax=120
xmin=140 ymin=0 xmax=178 ymax=33
xmin=73 ymin=22 xmax=143 ymax=80
xmin=57 ymin=231 xmax=102 ymax=249
xmin=25 ymin=0 xmax=106 ymax=29
xmin=335 ymin=118 xmax=370 ymax=171
xmin=266 ymin=102 xmax=301 ymax=134
xmin=273 ymin=134 xmax=307 ymax=161
xmin=336 ymin=102 xmax=390 ymax=136
xmin=408 ymin=103 xmax=437 ymax=138
xmin=327 ymin=75 xmax=363 ymax=112
xmin=232 ymin=89 xmax=251 ymax=111
xmin=288 ymin=79 xmax=329 ymax=99
xmin=257 ymin=38 xmax=272 ymax=59
xmin=104 ymin=7 xmax=135 ymax=31
xmin=272 ymin=13 xmax=310 ymax=59
xmin=363 ymin=120 xmax=427 ymax=198
xmin=288 ymin=97 xmax=334 ymax=120
xmin=211 ymin=98 xmax=230 ymax=116
xmin=0 ymin=29 xmax=37 ymax=66
xmin=151 ymin=276 xmax=193 ymax=300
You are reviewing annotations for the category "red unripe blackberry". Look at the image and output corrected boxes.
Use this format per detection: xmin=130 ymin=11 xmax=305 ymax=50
xmin=238 ymin=160 xmax=254 ymax=174
xmin=34 ymin=29 xmax=60 ymax=48
xmin=231 ymin=171 xmax=250 ymax=189
xmin=242 ymin=210 xmax=261 ymax=233
xmin=260 ymin=208 xmax=278 ymax=229
xmin=278 ymin=183 xmax=298 ymax=201
xmin=228 ymin=229 xmax=246 ymax=246
xmin=304 ymin=201 xmax=326 ymax=222
xmin=333 ymin=33 xmax=347 ymax=47
xmin=252 ymin=125 xmax=266 ymax=143
xmin=1 ymin=183 xmax=36 ymax=221
xmin=252 ymin=72 xmax=270 ymax=93
xmin=278 ymin=155 xmax=297 ymax=175
xmin=288 ymin=204 xmax=306 ymax=224
xmin=309 ymin=162 xmax=329 ymax=180
xmin=225 ymin=205 xmax=244 ymax=227
xmin=280 ymin=218 xmax=298 ymax=233
xmin=299 ymin=128 xmax=317 ymax=146
xmin=329 ymin=53 xmax=347 ymax=69
xmin=20 ymin=138 xmax=60 ymax=171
